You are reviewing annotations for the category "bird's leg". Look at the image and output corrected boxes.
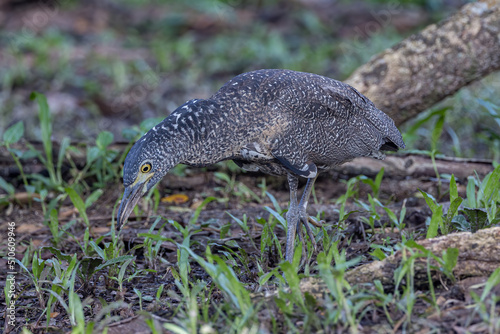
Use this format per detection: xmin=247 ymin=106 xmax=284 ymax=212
xmin=285 ymin=174 xmax=300 ymax=262
xmin=297 ymin=176 xmax=321 ymax=252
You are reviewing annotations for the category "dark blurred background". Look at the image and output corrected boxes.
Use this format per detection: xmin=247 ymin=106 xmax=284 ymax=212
xmin=1 ymin=0 xmax=498 ymax=159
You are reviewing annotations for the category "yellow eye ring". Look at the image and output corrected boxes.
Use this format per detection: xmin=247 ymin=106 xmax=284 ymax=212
xmin=140 ymin=163 xmax=152 ymax=173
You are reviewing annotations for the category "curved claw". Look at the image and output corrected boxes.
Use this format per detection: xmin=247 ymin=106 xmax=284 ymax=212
xmin=299 ymin=213 xmax=319 ymax=253
xmin=308 ymin=216 xmax=324 ymax=227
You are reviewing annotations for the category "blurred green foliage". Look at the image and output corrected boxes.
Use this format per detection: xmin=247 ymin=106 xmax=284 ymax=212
xmin=2 ymin=0 xmax=496 ymax=160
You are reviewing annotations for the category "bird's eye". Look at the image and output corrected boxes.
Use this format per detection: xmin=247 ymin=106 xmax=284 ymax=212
xmin=140 ymin=163 xmax=152 ymax=173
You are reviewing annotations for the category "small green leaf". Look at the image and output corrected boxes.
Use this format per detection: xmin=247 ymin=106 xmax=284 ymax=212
xmin=481 ymin=267 xmax=500 ymax=302
xmin=41 ymin=246 xmax=73 ymax=262
xmin=481 ymin=164 xmax=500 ymax=205
xmin=449 ymin=174 xmax=458 ymax=203
xmin=374 ymin=167 xmax=385 ymax=197
xmin=446 ymin=197 xmax=463 ymax=224
xmin=96 ymin=131 xmax=114 ymax=150
xmin=117 ymin=258 xmax=134 ymax=283
xmin=86 ymin=146 xmax=100 ymax=164
xmin=462 ymin=207 xmax=489 ymax=232
xmin=189 ymin=196 xmax=216 ymax=225
xmin=3 ymin=121 xmax=24 ymax=144
xmin=85 ymin=189 xmax=103 ymax=209
xmin=466 ymin=176 xmax=477 ymax=209
xmin=79 ymin=257 xmax=104 ymax=279
xmin=31 ymin=92 xmax=55 ymax=183
xmin=419 ymin=189 xmax=443 ymax=238
xmin=0 ymin=176 xmax=15 ymax=195
xmin=384 ymin=207 xmax=398 ymax=226
xmin=219 ymin=223 xmax=231 ymax=239
xmin=49 ymin=208 xmax=59 ymax=244
xmin=95 ymin=255 xmax=134 ymax=271
xmin=431 ymin=111 xmax=446 ymax=152
xmin=89 ymin=241 xmax=106 ymax=260
xmin=370 ymin=248 xmax=386 ymax=261
xmin=57 ymin=137 xmax=71 ymax=177
xmin=65 ymin=187 xmax=89 ymax=227
xmin=442 ymin=247 xmax=459 ymax=273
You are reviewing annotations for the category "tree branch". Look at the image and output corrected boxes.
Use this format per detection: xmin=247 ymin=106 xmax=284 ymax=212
xmin=346 ymin=1 xmax=500 ymax=126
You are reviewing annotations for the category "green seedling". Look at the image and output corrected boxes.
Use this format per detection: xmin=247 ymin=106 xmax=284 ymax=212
xmin=2 ymin=121 xmax=29 ymax=190
xmin=463 ymin=165 xmax=500 ymax=229
xmin=383 ymin=199 xmax=407 ymax=232
xmin=316 ymin=242 xmax=363 ymax=330
xmin=44 ymin=251 xmax=78 ymax=326
xmin=182 ymin=245 xmax=253 ymax=315
xmin=419 ymin=190 xmax=443 ymax=238
xmin=0 ymin=175 xmax=16 ymax=207
xmin=403 ymin=107 xmax=449 ymax=154
xmin=214 ymin=172 xmax=262 ymax=203
xmin=141 ymin=217 xmax=167 ymax=270
xmin=87 ymin=238 xmax=135 ymax=286
xmin=226 ymin=212 xmax=258 ymax=252
xmin=467 ymin=267 xmax=500 ymax=331
xmin=15 ymin=252 xmax=51 ymax=309
xmin=45 ymin=264 xmax=94 ymax=333
xmin=442 ymin=174 xmax=463 ymax=232
xmin=358 ymin=167 xmax=385 ymax=198
xmin=392 ymin=246 xmax=419 ymax=329
xmin=29 ymin=92 xmax=69 ymax=191
xmin=65 ymin=187 xmax=90 ymax=227
xmin=260 ymin=210 xmax=285 ymax=261
xmin=109 ymin=257 xmax=135 ymax=295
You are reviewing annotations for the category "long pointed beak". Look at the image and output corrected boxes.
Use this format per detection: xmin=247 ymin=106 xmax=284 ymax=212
xmin=117 ymin=182 xmax=145 ymax=230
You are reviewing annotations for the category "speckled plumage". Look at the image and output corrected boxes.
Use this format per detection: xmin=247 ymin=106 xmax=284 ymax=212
xmin=118 ymin=69 xmax=405 ymax=262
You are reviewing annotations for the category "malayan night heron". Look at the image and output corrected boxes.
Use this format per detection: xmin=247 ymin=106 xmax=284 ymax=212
xmin=117 ymin=69 xmax=405 ymax=262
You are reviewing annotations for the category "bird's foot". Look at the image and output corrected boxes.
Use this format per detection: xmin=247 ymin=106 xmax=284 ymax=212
xmin=298 ymin=211 xmax=323 ymax=254
xmin=285 ymin=208 xmax=324 ymax=263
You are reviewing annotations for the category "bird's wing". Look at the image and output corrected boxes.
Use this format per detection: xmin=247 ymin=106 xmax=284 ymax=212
xmin=319 ymin=83 xmax=405 ymax=150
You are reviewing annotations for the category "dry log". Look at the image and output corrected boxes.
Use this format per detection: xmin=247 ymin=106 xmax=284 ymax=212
xmin=335 ymin=154 xmax=495 ymax=179
xmin=254 ymin=227 xmax=500 ymax=301
xmin=346 ymin=1 xmax=500 ymax=126
xmin=344 ymin=227 xmax=500 ymax=286
xmin=309 ymin=227 xmax=500 ymax=293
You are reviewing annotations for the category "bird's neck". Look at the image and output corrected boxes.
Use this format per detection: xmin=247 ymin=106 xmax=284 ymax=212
xmin=157 ymin=99 xmax=238 ymax=167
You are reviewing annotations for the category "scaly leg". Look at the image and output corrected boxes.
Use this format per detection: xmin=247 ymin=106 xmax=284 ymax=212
xmin=285 ymin=175 xmax=323 ymax=262
xmin=285 ymin=174 xmax=299 ymax=262
xmin=297 ymin=176 xmax=321 ymax=253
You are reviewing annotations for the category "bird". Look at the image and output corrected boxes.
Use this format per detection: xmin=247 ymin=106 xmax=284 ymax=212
xmin=117 ymin=69 xmax=405 ymax=262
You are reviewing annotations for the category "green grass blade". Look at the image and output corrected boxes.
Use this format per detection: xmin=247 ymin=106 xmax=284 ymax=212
xmin=419 ymin=190 xmax=443 ymax=238
xmin=65 ymin=187 xmax=90 ymax=227
xmin=466 ymin=176 xmax=477 ymax=208
xmin=481 ymin=164 xmax=500 ymax=205
xmin=189 ymin=196 xmax=215 ymax=225
xmin=449 ymin=174 xmax=458 ymax=203
xmin=431 ymin=111 xmax=446 ymax=152
xmin=480 ymin=267 xmax=500 ymax=302
xmin=57 ymin=137 xmax=71 ymax=184
xmin=3 ymin=121 xmax=24 ymax=144
xmin=31 ymin=92 xmax=56 ymax=185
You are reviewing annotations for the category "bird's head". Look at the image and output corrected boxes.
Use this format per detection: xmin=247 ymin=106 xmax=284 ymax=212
xmin=117 ymin=131 xmax=173 ymax=229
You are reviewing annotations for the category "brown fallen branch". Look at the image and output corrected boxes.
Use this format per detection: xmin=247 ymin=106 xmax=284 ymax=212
xmin=253 ymin=227 xmax=500 ymax=302
xmin=346 ymin=0 xmax=500 ymax=126
xmin=335 ymin=154 xmax=495 ymax=179
xmin=344 ymin=227 xmax=500 ymax=286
